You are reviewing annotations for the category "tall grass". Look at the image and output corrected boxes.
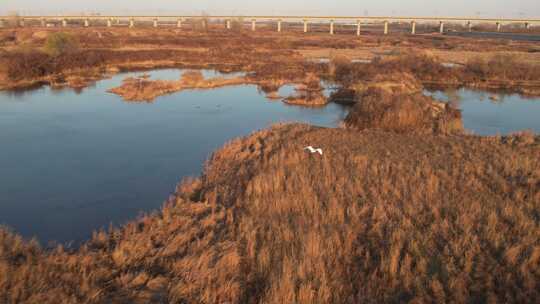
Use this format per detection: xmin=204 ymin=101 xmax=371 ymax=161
xmin=0 ymin=29 xmax=539 ymax=302
xmin=344 ymin=88 xmax=462 ymax=134
xmin=1 ymin=123 xmax=538 ymax=303
xmin=44 ymin=32 xmax=79 ymax=57
xmin=344 ymin=72 xmax=463 ymax=135
xmin=328 ymin=51 xmax=460 ymax=87
xmin=2 ymin=30 xmax=539 ymax=96
xmin=465 ymin=53 xmax=540 ymax=82
xmin=2 ymin=49 xmax=198 ymax=81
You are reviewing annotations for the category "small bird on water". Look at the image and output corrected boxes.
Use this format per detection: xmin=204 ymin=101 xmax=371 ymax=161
xmin=304 ymin=146 xmax=323 ymax=155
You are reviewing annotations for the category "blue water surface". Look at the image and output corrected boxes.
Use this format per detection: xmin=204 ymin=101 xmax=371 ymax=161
xmin=0 ymin=69 xmax=347 ymax=244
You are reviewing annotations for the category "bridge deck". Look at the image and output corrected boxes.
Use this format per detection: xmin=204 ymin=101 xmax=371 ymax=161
xmin=0 ymin=15 xmax=537 ymax=35
xmin=1 ymin=15 xmax=538 ymax=23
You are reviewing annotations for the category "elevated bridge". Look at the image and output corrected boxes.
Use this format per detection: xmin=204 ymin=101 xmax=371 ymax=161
xmin=0 ymin=15 xmax=538 ymax=35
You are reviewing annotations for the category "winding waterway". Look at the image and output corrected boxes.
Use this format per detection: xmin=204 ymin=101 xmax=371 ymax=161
xmin=0 ymin=69 xmax=347 ymax=244
xmin=0 ymin=69 xmax=538 ymax=244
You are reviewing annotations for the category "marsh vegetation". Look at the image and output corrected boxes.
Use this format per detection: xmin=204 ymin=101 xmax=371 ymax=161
xmin=1 ymin=123 xmax=538 ymax=303
xmin=0 ymin=26 xmax=539 ymax=304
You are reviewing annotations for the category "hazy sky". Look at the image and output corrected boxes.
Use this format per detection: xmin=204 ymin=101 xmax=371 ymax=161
xmin=2 ymin=0 xmax=539 ymax=18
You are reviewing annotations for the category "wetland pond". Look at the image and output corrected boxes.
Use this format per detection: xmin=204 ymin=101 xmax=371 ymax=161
xmin=1 ymin=69 xmax=539 ymax=244
xmin=425 ymin=89 xmax=540 ymax=136
xmin=0 ymin=69 xmax=347 ymax=244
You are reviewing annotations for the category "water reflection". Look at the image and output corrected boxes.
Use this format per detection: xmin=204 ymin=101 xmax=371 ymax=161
xmin=0 ymin=69 xmax=347 ymax=244
xmin=425 ymin=88 xmax=540 ymax=135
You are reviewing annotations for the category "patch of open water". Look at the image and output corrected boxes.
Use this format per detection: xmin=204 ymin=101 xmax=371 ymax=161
xmin=0 ymin=69 xmax=347 ymax=244
xmin=425 ymin=89 xmax=540 ymax=135
xmin=1 ymin=69 xmax=538 ymax=244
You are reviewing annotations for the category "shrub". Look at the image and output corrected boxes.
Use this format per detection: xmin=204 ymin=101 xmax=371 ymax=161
xmin=5 ymin=50 xmax=53 ymax=80
xmin=44 ymin=32 xmax=79 ymax=57
xmin=2 ymin=49 xmax=184 ymax=81
xmin=328 ymin=54 xmax=351 ymax=82
xmin=327 ymin=51 xmax=458 ymax=88
xmin=344 ymin=73 xmax=462 ymax=135
xmin=181 ymin=70 xmax=205 ymax=84
xmin=190 ymin=18 xmax=209 ymax=32
xmin=230 ymin=18 xmax=245 ymax=33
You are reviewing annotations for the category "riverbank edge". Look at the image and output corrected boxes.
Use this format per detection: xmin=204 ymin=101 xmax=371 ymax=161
xmin=3 ymin=58 xmax=540 ymax=99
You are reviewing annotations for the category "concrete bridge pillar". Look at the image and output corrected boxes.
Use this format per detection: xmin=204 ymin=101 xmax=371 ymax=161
xmin=303 ymin=20 xmax=308 ymax=33
xmin=277 ymin=19 xmax=282 ymax=32
xmin=129 ymin=18 xmax=135 ymax=28
xmin=496 ymin=22 xmax=501 ymax=32
xmin=330 ymin=20 xmax=334 ymax=35
xmin=467 ymin=21 xmax=472 ymax=32
xmin=177 ymin=19 xmax=182 ymax=28
xmin=411 ymin=21 xmax=416 ymax=34
xmin=62 ymin=19 xmax=67 ymax=27
xmin=41 ymin=18 xmax=46 ymax=27
xmin=356 ymin=20 xmax=361 ymax=36
xmin=106 ymin=18 xmax=111 ymax=27
xmin=84 ymin=18 xmax=90 ymax=27
xmin=0 ymin=19 xmax=4 ymax=28
xmin=439 ymin=21 xmax=444 ymax=33
xmin=153 ymin=18 xmax=158 ymax=28
xmin=525 ymin=22 xmax=530 ymax=29
xmin=384 ymin=21 xmax=388 ymax=35
xmin=226 ymin=19 xmax=231 ymax=30
xmin=19 ymin=18 xmax=25 ymax=27
xmin=251 ymin=19 xmax=256 ymax=31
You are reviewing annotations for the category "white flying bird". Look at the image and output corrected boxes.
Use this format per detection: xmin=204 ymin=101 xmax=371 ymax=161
xmin=304 ymin=146 xmax=323 ymax=155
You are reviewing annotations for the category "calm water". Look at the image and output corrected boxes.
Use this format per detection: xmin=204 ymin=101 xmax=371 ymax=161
xmin=426 ymin=89 xmax=540 ymax=135
xmin=1 ymin=70 xmax=539 ymax=244
xmin=0 ymin=69 xmax=347 ymax=244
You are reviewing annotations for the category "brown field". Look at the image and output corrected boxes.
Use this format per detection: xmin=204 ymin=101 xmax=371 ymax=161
xmin=0 ymin=25 xmax=539 ymax=303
